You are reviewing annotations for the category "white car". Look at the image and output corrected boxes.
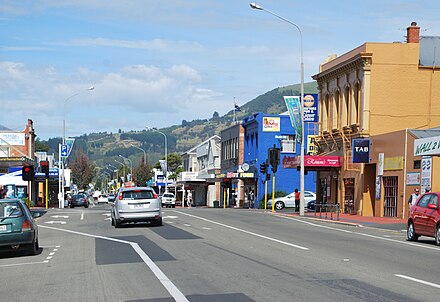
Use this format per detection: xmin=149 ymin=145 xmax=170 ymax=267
xmin=111 ymin=187 xmax=162 ymax=227
xmin=161 ymin=192 xmax=176 ymax=208
xmin=97 ymin=194 xmax=108 ymax=203
xmin=267 ymin=191 xmax=316 ymax=210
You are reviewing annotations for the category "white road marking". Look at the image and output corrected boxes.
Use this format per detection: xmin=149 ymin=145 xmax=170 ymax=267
xmin=50 ymin=215 xmax=69 ymax=219
xmin=183 ymin=223 xmax=191 ymax=227
xmin=395 ymin=274 xmax=440 ymax=289
xmin=103 ymin=213 xmax=111 ymax=216
xmin=80 ymin=212 xmax=84 ymax=220
xmin=202 ymin=227 xmax=211 ymax=230
xmin=0 ymin=261 xmax=47 ymax=268
xmin=46 ymin=256 xmax=53 ymax=260
xmin=44 ymin=221 xmax=66 ymax=225
xmin=40 ymin=225 xmax=189 ymax=302
xmin=175 ymin=211 xmax=309 ymax=251
xmin=278 ymin=215 xmax=440 ymax=251
xmin=104 ymin=218 xmax=111 ymax=221
xmin=163 ymin=216 xmax=178 ymax=219
xmin=49 ymin=252 xmax=55 ymax=256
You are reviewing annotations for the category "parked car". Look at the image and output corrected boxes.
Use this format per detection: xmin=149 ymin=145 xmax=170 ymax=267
xmin=107 ymin=193 xmax=116 ymax=203
xmin=407 ymin=192 xmax=440 ymax=245
xmin=307 ymin=200 xmax=316 ymax=211
xmin=111 ymin=186 xmax=162 ymax=228
xmin=0 ymin=199 xmax=39 ymax=255
xmin=161 ymin=192 xmax=176 ymax=208
xmin=69 ymin=193 xmax=89 ymax=208
xmin=267 ymin=191 xmax=316 ymax=210
xmin=97 ymin=194 xmax=109 ymax=204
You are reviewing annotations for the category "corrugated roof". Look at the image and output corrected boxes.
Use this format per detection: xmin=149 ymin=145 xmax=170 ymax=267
xmin=409 ymin=126 xmax=440 ymax=139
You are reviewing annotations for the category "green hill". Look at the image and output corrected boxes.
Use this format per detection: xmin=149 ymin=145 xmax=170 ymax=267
xmin=43 ymin=81 xmax=318 ymax=168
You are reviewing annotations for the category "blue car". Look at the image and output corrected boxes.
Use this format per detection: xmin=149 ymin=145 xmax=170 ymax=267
xmin=0 ymin=199 xmax=39 ymax=255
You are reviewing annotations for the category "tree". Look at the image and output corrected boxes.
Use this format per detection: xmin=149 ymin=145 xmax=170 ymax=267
xmin=133 ymin=156 xmax=154 ymax=187
xmin=35 ymin=139 xmax=49 ymax=152
xmin=70 ymin=150 xmax=95 ymax=190
xmin=212 ymin=111 xmax=220 ymax=118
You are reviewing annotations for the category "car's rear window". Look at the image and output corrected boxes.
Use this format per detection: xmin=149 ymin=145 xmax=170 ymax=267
xmin=163 ymin=194 xmax=174 ymax=198
xmin=0 ymin=202 xmax=23 ymax=219
xmin=122 ymin=190 xmax=154 ymax=200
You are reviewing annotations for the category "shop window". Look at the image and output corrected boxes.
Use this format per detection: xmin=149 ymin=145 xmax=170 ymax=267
xmin=281 ymin=135 xmax=296 ymax=153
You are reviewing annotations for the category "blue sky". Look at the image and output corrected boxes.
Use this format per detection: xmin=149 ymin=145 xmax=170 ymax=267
xmin=1 ymin=0 xmax=439 ymax=140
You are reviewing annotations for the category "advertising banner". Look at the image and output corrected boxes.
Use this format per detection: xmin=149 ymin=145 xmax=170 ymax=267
xmin=352 ymin=139 xmax=370 ymax=163
xmin=284 ymin=96 xmax=302 ymax=142
xmin=303 ymin=94 xmax=318 ymax=122
xmin=421 ymin=156 xmax=432 ymax=192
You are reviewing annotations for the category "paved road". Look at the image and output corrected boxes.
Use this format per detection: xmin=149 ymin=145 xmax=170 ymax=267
xmin=1 ymin=205 xmax=439 ymax=301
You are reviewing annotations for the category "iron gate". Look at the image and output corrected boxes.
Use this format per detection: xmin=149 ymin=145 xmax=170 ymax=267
xmin=383 ymin=176 xmax=398 ymax=217
xmin=343 ymin=178 xmax=355 ymax=214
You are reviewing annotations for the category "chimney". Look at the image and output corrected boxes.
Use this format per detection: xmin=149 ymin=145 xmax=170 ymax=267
xmin=406 ymin=21 xmax=420 ymax=43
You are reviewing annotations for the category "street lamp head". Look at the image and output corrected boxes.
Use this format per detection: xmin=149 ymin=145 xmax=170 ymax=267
xmin=250 ymin=3 xmax=262 ymax=10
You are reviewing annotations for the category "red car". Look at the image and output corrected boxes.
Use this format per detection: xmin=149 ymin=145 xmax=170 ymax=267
xmin=407 ymin=192 xmax=440 ymax=245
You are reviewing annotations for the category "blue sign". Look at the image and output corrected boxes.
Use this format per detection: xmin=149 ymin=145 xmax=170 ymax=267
xmin=303 ymin=94 xmax=318 ymax=123
xmin=352 ymin=139 xmax=370 ymax=163
xmin=60 ymin=144 xmax=69 ymax=157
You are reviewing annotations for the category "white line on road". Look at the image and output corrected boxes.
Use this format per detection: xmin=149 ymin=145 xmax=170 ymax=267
xmin=175 ymin=211 xmax=309 ymax=251
xmin=40 ymin=225 xmax=189 ymax=302
xmin=80 ymin=212 xmax=84 ymax=220
xmin=0 ymin=261 xmax=47 ymax=268
xmin=278 ymin=215 xmax=440 ymax=251
xmin=395 ymin=274 xmax=440 ymax=289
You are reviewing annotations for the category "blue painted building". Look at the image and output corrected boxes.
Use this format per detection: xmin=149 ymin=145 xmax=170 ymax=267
xmin=242 ymin=112 xmax=316 ymax=207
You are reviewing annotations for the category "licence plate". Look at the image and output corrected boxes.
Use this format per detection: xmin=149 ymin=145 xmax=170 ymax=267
xmin=133 ymin=204 xmax=146 ymax=208
xmin=0 ymin=225 xmax=7 ymax=231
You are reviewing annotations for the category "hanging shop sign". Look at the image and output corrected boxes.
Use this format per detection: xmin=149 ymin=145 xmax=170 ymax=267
xmin=414 ymin=135 xmax=440 ymax=156
xmin=352 ymin=139 xmax=370 ymax=163
xmin=282 ymin=155 xmax=342 ymax=168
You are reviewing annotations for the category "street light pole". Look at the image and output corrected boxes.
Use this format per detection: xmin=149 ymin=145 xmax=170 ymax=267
xmin=250 ymin=3 xmax=305 ymax=216
xmin=59 ymin=86 xmax=94 ymax=208
xmin=114 ymin=159 xmax=126 ymax=182
xmin=146 ymin=127 xmax=168 ymax=193
xmin=130 ymin=144 xmax=147 ymax=165
xmin=119 ymin=155 xmax=133 ymax=181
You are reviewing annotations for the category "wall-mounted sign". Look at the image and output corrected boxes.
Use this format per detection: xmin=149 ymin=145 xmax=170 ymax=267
xmin=282 ymin=155 xmax=342 ymax=168
xmin=352 ymin=139 xmax=370 ymax=163
xmin=421 ymin=156 xmax=432 ymax=193
xmin=0 ymin=133 xmax=25 ymax=146
xmin=406 ymin=172 xmax=421 ymax=186
xmin=262 ymin=117 xmax=280 ymax=132
xmin=414 ymin=135 xmax=440 ymax=156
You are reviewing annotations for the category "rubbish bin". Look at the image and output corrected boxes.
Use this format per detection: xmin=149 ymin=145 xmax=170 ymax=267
xmin=213 ymin=200 xmax=219 ymax=208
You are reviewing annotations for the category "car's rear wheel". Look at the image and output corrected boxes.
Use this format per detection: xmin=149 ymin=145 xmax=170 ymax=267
xmin=275 ymin=201 xmax=285 ymax=210
xmin=435 ymin=224 xmax=440 ymax=246
xmin=114 ymin=219 xmax=122 ymax=228
xmin=407 ymin=221 xmax=419 ymax=241
xmin=28 ymin=237 xmax=39 ymax=255
xmin=152 ymin=218 xmax=162 ymax=227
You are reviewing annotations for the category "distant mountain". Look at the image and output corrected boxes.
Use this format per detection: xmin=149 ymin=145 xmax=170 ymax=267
xmin=0 ymin=124 xmax=11 ymax=131
xmin=43 ymin=81 xmax=318 ymax=167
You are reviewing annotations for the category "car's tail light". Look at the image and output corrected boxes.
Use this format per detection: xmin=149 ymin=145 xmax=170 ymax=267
xmin=22 ymin=220 xmax=31 ymax=231
xmin=153 ymin=193 xmax=158 ymax=198
xmin=119 ymin=194 xmax=123 ymax=200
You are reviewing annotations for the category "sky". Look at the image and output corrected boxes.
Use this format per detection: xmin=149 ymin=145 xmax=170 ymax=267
xmin=1 ymin=0 xmax=440 ymax=140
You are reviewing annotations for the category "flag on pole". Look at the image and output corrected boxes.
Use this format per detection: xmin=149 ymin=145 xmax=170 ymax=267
xmin=234 ymin=102 xmax=241 ymax=112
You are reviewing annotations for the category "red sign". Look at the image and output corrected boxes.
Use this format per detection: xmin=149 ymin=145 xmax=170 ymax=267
xmin=283 ymin=155 xmax=342 ymax=168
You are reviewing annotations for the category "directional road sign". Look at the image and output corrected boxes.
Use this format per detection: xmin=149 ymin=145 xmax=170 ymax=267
xmin=60 ymin=144 xmax=69 ymax=157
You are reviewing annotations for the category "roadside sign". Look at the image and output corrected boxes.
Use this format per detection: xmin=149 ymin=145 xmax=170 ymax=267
xmin=60 ymin=144 xmax=69 ymax=157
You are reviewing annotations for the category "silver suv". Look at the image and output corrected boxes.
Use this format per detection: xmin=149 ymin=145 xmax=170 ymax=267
xmin=111 ymin=187 xmax=162 ymax=227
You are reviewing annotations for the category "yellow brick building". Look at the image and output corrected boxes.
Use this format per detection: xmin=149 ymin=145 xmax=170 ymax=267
xmin=311 ymin=22 xmax=440 ymax=218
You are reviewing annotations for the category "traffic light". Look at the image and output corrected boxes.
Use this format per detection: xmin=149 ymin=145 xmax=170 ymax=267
xmin=260 ymin=162 xmax=267 ymax=174
xmin=22 ymin=165 xmax=34 ymax=181
xmin=41 ymin=160 xmax=49 ymax=177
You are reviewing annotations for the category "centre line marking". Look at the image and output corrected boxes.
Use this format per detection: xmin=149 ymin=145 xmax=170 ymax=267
xmin=175 ymin=211 xmax=309 ymax=250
